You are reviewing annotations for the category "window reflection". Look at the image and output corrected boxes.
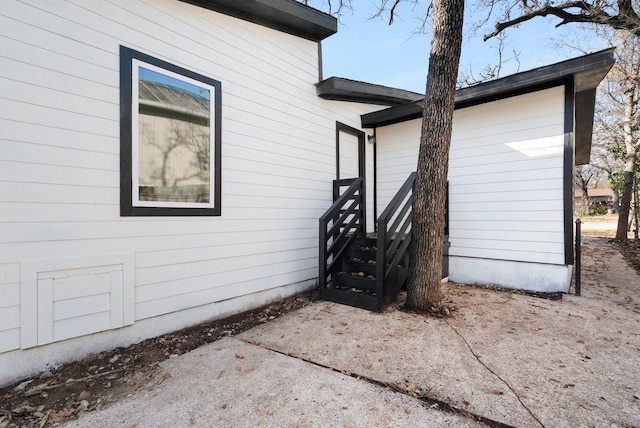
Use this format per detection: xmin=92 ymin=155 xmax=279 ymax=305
xmin=137 ymin=67 xmax=211 ymax=204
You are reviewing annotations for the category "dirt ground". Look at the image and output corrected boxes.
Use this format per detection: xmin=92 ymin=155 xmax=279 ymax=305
xmin=0 ymin=295 xmax=315 ymax=428
xmin=1 ymin=219 xmax=638 ymax=427
xmin=581 ymin=213 xmax=640 ymax=272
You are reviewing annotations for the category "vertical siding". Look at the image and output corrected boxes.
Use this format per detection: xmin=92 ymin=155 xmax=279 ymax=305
xmin=376 ymin=86 xmax=567 ymax=265
xmin=0 ymin=0 xmax=380 ymax=358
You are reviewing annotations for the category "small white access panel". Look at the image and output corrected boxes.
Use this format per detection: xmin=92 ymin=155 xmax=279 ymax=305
xmin=21 ymin=255 xmax=134 ymax=349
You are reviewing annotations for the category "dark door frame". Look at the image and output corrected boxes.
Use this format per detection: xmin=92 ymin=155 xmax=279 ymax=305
xmin=335 ymin=121 xmax=367 ymax=233
xmin=335 ymin=121 xmax=365 ymax=181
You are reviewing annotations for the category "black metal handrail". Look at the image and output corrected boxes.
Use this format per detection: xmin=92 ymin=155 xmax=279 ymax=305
xmin=319 ymin=177 xmax=365 ymax=291
xmin=376 ymin=172 xmax=416 ymax=310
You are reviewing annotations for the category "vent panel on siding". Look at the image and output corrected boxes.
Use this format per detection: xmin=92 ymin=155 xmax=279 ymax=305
xmin=20 ymin=255 xmax=133 ymax=349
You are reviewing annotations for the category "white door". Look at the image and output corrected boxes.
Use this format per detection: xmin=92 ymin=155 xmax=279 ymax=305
xmin=336 ymin=122 xmax=364 ymax=180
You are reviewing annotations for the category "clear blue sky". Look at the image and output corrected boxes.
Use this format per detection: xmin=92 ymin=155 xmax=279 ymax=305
xmin=318 ymin=2 xmax=610 ymax=93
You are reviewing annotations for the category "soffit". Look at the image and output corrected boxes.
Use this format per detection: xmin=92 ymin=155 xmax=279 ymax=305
xmin=179 ymin=0 xmax=337 ymax=41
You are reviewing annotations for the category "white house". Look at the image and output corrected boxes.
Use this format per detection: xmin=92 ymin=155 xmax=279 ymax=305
xmin=354 ymin=49 xmax=614 ymax=293
xmin=0 ymin=0 xmax=613 ymax=386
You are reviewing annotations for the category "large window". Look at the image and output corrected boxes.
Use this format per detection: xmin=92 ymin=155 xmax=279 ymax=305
xmin=120 ymin=46 xmax=221 ymax=216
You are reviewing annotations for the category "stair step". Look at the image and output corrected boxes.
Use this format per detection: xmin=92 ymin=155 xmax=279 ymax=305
xmin=347 ymin=241 xmax=377 ymax=260
xmin=333 ymin=272 xmax=376 ymax=293
xmin=342 ymin=258 xmax=376 ymax=276
xmin=320 ymin=287 xmax=379 ymax=312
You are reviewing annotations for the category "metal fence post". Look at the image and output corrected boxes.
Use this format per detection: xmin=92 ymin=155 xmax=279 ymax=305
xmin=575 ymin=218 xmax=581 ymax=296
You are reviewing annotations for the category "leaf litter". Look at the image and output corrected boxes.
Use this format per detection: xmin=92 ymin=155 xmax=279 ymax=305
xmin=0 ymin=291 xmax=314 ymax=427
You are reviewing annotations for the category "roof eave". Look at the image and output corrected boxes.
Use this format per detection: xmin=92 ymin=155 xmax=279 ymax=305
xmin=361 ymin=48 xmax=615 ymax=128
xmin=178 ymin=0 xmax=337 ymax=41
xmin=316 ymin=77 xmax=424 ymax=106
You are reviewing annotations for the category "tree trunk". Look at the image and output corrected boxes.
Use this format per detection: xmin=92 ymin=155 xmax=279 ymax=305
xmin=405 ymin=0 xmax=464 ymax=311
xmin=634 ymin=175 xmax=639 ymax=239
xmin=615 ymin=88 xmax=637 ymax=240
xmin=617 ymin=169 xmax=634 ymax=238
xmin=574 ymin=166 xmax=591 ymax=216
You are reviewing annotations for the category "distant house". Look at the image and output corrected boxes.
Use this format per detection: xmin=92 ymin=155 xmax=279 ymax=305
xmin=0 ymin=0 xmax=613 ymax=386
xmin=575 ymin=187 xmax=615 ymax=205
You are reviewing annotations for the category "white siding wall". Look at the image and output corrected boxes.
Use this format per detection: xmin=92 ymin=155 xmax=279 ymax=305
xmin=0 ymin=264 xmax=20 ymax=353
xmin=0 ymin=0 xmax=378 ymax=385
xmin=366 ymin=134 xmax=375 ymax=233
xmin=376 ymin=87 xmax=569 ymax=290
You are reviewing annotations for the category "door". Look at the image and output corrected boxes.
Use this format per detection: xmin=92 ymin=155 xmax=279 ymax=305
xmin=336 ymin=122 xmax=365 ymax=181
xmin=335 ymin=122 xmax=367 ymax=232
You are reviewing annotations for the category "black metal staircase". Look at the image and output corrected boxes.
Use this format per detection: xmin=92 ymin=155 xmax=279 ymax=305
xmin=330 ymin=236 xmax=378 ymax=309
xmin=319 ymin=173 xmax=440 ymax=312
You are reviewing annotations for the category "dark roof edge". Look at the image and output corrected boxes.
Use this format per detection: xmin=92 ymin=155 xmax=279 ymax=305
xmin=317 ymin=77 xmax=424 ymax=106
xmin=361 ymin=48 xmax=615 ymax=128
xmin=178 ymin=0 xmax=337 ymax=41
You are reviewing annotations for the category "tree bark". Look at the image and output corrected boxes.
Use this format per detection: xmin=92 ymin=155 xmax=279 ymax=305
xmin=575 ymin=166 xmax=594 ymax=216
xmin=634 ymin=176 xmax=639 ymax=239
xmin=405 ymin=0 xmax=464 ymax=311
xmin=615 ymin=88 xmax=638 ymax=239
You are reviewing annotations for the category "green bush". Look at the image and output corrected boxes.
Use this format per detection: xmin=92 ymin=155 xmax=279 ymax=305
xmin=594 ymin=205 xmax=608 ymax=215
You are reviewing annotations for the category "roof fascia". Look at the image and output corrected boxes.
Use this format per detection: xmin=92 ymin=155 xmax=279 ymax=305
xmin=316 ymin=77 xmax=424 ymax=106
xmin=178 ymin=0 xmax=337 ymax=41
xmin=361 ymin=48 xmax=615 ymax=128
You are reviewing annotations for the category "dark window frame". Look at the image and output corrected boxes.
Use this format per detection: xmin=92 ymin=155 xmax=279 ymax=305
xmin=120 ymin=46 xmax=222 ymax=217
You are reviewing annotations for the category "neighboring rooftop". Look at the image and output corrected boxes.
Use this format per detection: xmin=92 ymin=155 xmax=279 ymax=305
xmin=575 ymin=188 xmax=615 ymax=198
xmin=139 ymin=81 xmax=209 ymax=113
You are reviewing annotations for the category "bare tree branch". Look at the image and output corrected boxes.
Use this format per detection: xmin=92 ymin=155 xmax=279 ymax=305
xmin=458 ymin=31 xmax=521 ymax=86
xmin=484 ymin=0 xmax=640 ymax=41
xmin=389 ymin=0 xmax=402 ymax=24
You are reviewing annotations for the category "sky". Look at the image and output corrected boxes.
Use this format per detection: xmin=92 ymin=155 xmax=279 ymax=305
xmin=318 ymin=2 xmax=611 ymax=93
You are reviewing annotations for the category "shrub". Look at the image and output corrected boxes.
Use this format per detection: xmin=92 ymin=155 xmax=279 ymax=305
xmin=594 ymin=205 xmax=608 ymax=215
